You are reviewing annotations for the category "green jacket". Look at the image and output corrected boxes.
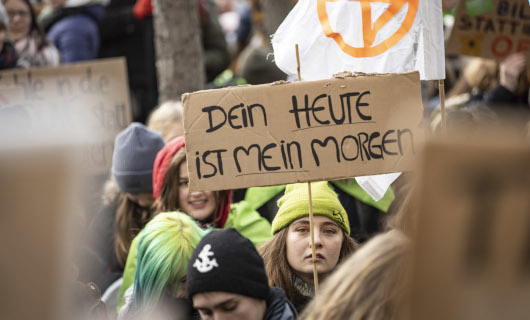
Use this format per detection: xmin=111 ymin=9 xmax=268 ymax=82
xmin=244 ymin=180 xmax=395 ymax=242
xmin=117 ymin=200 xmax=271 ymax=310
xmin=245 ymin=180 xmax=395 ymax=213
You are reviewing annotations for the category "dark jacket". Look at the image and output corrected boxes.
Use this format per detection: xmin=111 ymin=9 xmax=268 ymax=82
xmin=292 ymin=293 xmax=311 ymax=315
xmin=200 ymin=4 xmax=230 ymax=82
xmin=86 ymin=196 xmax=123 ymax=293
xmin=0 ymin=39 xmax=19 ymax=70
xmin=264 ymin=287 xmax=297 ymax=320
xmin=485 ymin=85 xmax=527 ymax=105
xmin=485 ymin=84 xmax=529 ymax=113
xmin=41 ymin=4 xmax=104 ymax=62
xmin=98 ymin=0 xmax=158 ymax=123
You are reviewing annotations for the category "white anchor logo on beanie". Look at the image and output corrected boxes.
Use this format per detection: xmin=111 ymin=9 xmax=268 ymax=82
xmin=193 ymin=244 xmax=219 ymax=273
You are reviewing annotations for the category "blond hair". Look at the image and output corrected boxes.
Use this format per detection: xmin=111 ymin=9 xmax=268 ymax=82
xmin=146 ymin=101 xmax=183 ymax=142
xmin=300 ymin=230 xmax=410 ymax=320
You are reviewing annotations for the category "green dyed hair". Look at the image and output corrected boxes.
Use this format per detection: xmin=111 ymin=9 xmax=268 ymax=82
xmin=131 ymin=211 xmax=208 ymax=311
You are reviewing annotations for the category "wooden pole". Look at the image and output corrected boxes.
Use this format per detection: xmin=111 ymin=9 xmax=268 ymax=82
xmin=296 ymin=44 xmax=302 ymax=82
xmin=307 ymin=181 xmax=319 ymax=294
xmin=439 ymin=79 xmax=447 ymax=135
xmin=296 ymin=44 xmax=319 ymax=294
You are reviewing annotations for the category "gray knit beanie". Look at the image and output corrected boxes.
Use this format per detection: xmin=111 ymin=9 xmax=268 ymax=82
xmin=112 ymin=123 xmax=165 ymax=194
xmin=0 ymin=3 xmax=8 ymax=31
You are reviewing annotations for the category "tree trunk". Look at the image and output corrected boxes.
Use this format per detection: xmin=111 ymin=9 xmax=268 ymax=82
xmin=153 ymin=0 xmax=205 ymax=102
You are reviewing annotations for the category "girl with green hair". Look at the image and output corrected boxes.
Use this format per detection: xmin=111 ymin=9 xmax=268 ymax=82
xmin=118 ymin=211 xmax=208 ymax=319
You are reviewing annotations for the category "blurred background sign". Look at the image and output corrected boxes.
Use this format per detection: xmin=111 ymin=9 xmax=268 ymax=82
xmin=0 ymin=58 xmax=132 ymax=175
xmin=447 ymin=0 xmax=530 ymax=60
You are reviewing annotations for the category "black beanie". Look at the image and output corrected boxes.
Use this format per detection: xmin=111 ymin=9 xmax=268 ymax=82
xmin=186 ymin=228 xmax=270 ymax=300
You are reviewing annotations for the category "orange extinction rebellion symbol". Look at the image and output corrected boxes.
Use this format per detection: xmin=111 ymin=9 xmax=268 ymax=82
xmin=317 ymin=0 xmax=419 ymax=57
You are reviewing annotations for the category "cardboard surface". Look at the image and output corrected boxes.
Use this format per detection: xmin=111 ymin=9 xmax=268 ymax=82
xmin=446 ymin=0 xmax=530 ymax=60
xmin=411 ymin=139 xmax=530 ymax=320
xmin=183 ymin=72 xmax=424 ymax=191
xmin=0 ymin=58 xmax=132 ymax=174
xmin=0 ymin=150 xmax=73 ymax=320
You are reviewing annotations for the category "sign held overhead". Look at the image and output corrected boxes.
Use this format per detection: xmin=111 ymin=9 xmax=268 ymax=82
xmin=183 ymin=72 xmax=424 ymax=192
xmin=446 ymin=0 xmax=530 ymax=60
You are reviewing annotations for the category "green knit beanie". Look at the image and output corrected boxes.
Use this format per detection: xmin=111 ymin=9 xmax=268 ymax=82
xmin=272 ymin=181 xmax=350 ymax=235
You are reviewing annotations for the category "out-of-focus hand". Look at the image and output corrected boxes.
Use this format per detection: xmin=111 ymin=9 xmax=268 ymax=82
xmin=500 ymin=53 xmax=526 ymax=93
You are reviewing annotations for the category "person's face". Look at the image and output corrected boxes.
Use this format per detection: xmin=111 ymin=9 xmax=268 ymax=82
xmin=193 ymin=292 xmax=266 ymax=320
xmin=4 ymin=0 xmax=31 ymax=42
xmin=178 ymin=160 xmax=216 ymax=221
xmin=286 ymin=215 xmax=344 ymax=283
xmin=126 ymin=192 xmax=154 ymax=209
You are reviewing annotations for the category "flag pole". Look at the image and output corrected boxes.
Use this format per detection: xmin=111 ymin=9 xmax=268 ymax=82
xmin=296 ymin=44 xmax=319 ymax=295
xmin=438 ymin=79 xmax=447 ymax=135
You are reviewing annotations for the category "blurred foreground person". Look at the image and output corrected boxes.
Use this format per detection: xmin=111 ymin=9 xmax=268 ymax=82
xmin=3 ymin=0 xmax=59 ymax=67
xmin=260 ymin=182 xmax=357 ymax=313
xmin=300 ymin=230 xmax=410 ymax=320
xmin=187 ymin=228 xmax=297 ymax=320
xmin=87 ymin=123 xmax=165 ymax=293
xmin=118 ymin=212 xmax=207 ymax=320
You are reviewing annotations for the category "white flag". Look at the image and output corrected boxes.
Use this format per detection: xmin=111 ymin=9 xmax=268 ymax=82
xmin=272 ymin=0 xmax=445 ymax=201
xmin=272 ymin=0 xmax=445 ymax=81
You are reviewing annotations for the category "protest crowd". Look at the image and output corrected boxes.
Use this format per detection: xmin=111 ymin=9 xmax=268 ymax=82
xmin=0 ymin=0 xmax=529 ymax=319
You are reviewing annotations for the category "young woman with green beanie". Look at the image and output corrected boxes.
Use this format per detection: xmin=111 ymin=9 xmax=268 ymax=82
xmin=260 ymin=181 xmax=358 ymax=313
xmin=244 ymin=179 xmax=395 ymax=243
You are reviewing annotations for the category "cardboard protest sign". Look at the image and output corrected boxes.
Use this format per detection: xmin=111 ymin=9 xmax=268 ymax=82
xmin=446 ymin=0 xmax=530 ymax=60
xmin=0 ymin=58 xmax=132 ymax=175
xmin=0 ymin=150 xmax=74 ymax=320
xmin=183 ymin=72 xmax=424 ymax=192
xmin=411 ymin=139 xmax=530 ymax=320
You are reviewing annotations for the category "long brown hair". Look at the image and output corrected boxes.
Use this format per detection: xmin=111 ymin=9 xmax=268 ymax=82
xmin=259 ymin=226 xmax=357 ymax=305
xmin=155 ymin=148 xmax=226 ymax=226
xmin=114 ymin=194 xmax=154 ymax=267
xmin=106 ymin=178 xmax=155 ymax=267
